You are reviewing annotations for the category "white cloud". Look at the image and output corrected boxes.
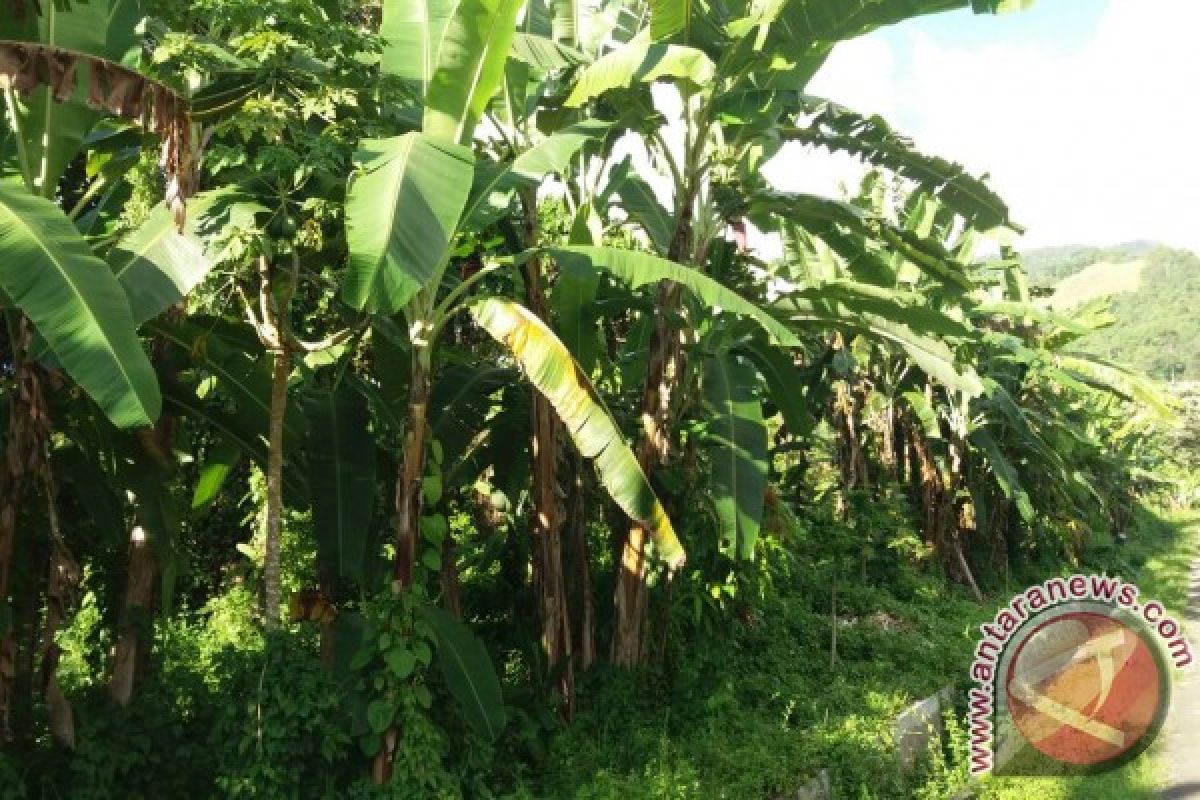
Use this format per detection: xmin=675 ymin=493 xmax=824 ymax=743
xmin=758 ymin=0 xmax=1200 ymax=255
xmin=902 ymin=0 xmax=1200 ymax=252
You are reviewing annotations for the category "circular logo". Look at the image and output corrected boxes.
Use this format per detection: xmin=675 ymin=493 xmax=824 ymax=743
xmin=1004 ymin=609 xmax=1170 ymax=769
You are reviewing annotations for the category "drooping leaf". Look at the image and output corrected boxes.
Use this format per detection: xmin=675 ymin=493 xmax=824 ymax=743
xmin=778 ymin=293 xmax=984 ymax=396
xmin=470 ymin=296 xmax=685 ymax=567
xmin=702 ymin=351 xmax=768 ymax=559
xmin=192 ymin=436 xmax=242 ymax=511
xmin=416 ymin=604 xmax=507 ymax=740
xmin=343 ymin=134 xmax=474 ymax=314
xmin=971 ymin=428 xmax=1034 ymax=522
xmin=784 ymin=95 xmax=1015 ymax=231
xmin=2 ymin=0 xmax=143 ymax=195
xmin=545 ymin=245 xmax=799 ymax=347
xmin=612 ymin=175 xmax=673 ymax=256
xmin=430 ymin=364 xmax=513 ymax=467
xmin=424 ymin=0 xmax=523 ymax=143
xmin=736 ymin=336 xmax=819 ymax=437
xmin=1055 ymin=354 xmax=1176 ymax=422
xmin=509 ymin=32 xmax=589 ymax=69
xmin=304 ymin=388 xmax=378 ymax=584
xmin=148 ymin=318 xmax=308 ymax=448
xmin=769 ymin=0 xmax=1020 ymax=49
xmin=0 ymin=185 xmax=160 ymax=428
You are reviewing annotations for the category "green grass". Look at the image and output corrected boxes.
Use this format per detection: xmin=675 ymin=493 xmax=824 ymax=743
xmin=518 ymin=508 xmax=1200 ymax=799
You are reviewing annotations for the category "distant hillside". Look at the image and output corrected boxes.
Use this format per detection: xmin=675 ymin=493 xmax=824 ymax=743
xmin=1024 ymin=241 xmax=1157 ymax=287
xmin=1021 ymin=243 xmax=1200 ymax=381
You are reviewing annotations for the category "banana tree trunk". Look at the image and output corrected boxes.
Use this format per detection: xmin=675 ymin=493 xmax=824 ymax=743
xmin=39 ymin=535 xmax=78 ymax=750
xmin=563 ymin=459 xmax=595 ymax=672
xmin=108 ymin=525 xmax=155 ymax=706
xmin=611 ymin=282 xmax=684 ymax=667
xmin=0 ymin=318 xmax=40 ymax=744
xmin=612 ymin=200 xmax=694 ymax=668
xmin=374 ymin=345 xmax=432 ymax=784
xmin=906 ymin=412 xmax=946 ymax=553
xmin=519 ymin=193 xmax=574 ymax=711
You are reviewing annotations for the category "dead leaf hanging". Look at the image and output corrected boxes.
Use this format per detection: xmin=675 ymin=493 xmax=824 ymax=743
xmin=0 ymin=40 xmax=197 ymax=230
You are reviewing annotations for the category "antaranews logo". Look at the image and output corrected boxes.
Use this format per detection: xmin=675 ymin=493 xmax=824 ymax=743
xmin=967 ymin=574 xmax=1192 ymax=777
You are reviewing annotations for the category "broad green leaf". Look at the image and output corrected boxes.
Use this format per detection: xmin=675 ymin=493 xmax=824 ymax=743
xmin=162 ymin=384 xmax=308 ymax=504
xmin=648 ymin=0 xmax=693 ymax=40
xmin=565 ymin=38 xmax=715 ymax=107
xmin=702 ymin=351 xmax=768 ymax=560
xmin=417 ymin=604 xmax=506 ymax=740
xmin=343 ymin=134 xmax=474 ymax=313
xmin=149 ymin=318 xmax=308 ymax=448
xmin=424 ymin=0 xmax=523 ymax=143
xmin=460 ymin=121 xmax=612 ymax=232
xmin=1055 ymin=354 xmax=1176 ymax=421
xmin=0 ymin=185 xmax=160 ymax=428
xmin=470 ymin=296 xmax=685 ymax=567
xmin=754 ymin=191 xmax=976 ymax=292
xmin=511 ymin=120 xmax=612 ymax=179
xmin=550 ymin=202 xmax=604 ymax=373
xmin=381 ymin=0 xmax=457 ymax=93
xmin=778 ymin=293 xmax=984 ymax=396
xmin=305 ymin=388 xmax=378 ymax=584
xmin=107 ymin=190 xmax=256 ymax=325
xmin=545 ymin=245 xmax=800 ymax=347
xmin=430 ymin=364 xmax=514 ymax=481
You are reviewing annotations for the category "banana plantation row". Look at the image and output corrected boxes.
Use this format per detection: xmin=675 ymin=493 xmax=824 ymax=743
xmin=0 ymin=0 xmax=1169 ymax=795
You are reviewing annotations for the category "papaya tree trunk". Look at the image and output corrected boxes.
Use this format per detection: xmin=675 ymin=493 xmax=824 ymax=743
xmin=257 ymin=254 xmax=296 ymax=630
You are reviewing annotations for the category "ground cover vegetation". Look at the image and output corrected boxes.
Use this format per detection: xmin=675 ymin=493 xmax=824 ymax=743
xmin=0 ymin=0 xmax=1189 ymax=796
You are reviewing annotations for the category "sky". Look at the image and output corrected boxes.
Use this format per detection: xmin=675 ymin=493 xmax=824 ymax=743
xmin=760 ymin=0 xmax=1200 ymax=255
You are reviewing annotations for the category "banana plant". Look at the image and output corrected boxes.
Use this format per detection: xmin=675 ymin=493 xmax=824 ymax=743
xmin=552 ymin=0 xmax=1031 ymax=663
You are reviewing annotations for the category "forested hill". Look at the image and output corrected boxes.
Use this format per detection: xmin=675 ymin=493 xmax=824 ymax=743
xmin=1024 ymin=242 xmax=1200 ymax=381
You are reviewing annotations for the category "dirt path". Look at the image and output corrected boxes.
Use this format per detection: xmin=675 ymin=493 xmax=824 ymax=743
xmin=1159 ymin=554 xmax=1200 ymax=799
